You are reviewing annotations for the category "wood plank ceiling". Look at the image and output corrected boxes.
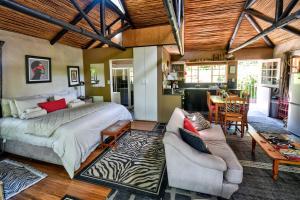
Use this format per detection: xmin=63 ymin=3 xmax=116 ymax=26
xmin=0 ymin=0 xmax=300 ymax=52
xmin=184 ymin=0 xmax=300 ymax=51
xmin=0 ymin=0 xmax=121 ymax=48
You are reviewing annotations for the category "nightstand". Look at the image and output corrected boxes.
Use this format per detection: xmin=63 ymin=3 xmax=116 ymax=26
xmin=78 ymin=96 xmax=93 ymax=103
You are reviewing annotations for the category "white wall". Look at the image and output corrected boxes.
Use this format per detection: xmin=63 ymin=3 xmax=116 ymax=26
xmin=0 ymin=29 xmax=84 ymax=98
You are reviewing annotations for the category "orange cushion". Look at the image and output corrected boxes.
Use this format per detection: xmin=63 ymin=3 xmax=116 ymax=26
xmin=184 ymin=118 xmax=198 ymax=134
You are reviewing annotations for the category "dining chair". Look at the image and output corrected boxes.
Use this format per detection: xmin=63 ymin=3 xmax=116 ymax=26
xmin=220 ymin=96 xmax=246 ymax=137
xmin=206 ymin=91 xmax=217 ymax=123
xmin=241 ymin=92 xmax=250 ymax=130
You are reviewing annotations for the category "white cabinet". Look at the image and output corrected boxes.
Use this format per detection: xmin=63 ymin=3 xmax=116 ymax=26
xmin=133 ymin=46 xmax=158 ymax=121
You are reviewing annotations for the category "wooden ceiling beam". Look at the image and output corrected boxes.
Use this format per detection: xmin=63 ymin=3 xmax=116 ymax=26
xmin=0 ymin=0 xmax=125 ymax=50
xmin=95 ymin=23 xmax=131 ymax=48
xmin=275 ymin=0 xmax=283 ymax=22
xmin=84 ymin=17 xmax=121 ymax=49
xmin=227 ymin=12 xmax=245 ymax=51
xmin=50 ymin=0 xmax=99 ymax=45
xmin=163 ymin=0 xmax=184 ymax=55
xmin=227 ymin=0 xmax=256 ymax=51
xmin=246 ymin=9 xmax=300 ymax=37
xmin=229 ymin=9 xmax=300 ymax=53
xmin=245 ymin=13 xmax=274 ymax=48
xmin=100 ymin=0 xmax=106 ymax=35
xmin=119 ymin=0 xmax=134 ymax=28
xmin=280 ymin=0 xmax=299 ymax=20
xmin=70 ymin=0 xmax=101 ymax=35
xmin=245 ymin=0 xmax=257 ymax=9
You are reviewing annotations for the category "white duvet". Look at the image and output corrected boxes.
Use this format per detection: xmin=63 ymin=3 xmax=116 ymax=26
xmin=0 ymin=102 xmax=132 ymax=178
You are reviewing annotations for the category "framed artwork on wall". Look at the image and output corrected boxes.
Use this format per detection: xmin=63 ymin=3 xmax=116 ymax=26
xmin=67 ymin=66 xmax=80 ymax=87
xmin=25 ymin=55 xmax=52 ymax=84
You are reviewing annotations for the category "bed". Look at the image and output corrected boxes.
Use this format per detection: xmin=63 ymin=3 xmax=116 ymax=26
xmin=0 ymin=102 xmax=132 ymax=178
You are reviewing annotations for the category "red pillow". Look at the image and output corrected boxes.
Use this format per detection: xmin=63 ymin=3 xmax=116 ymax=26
xmin=184 ymin=118 xmax=198 ymax=134
xmin=38 ymin=98 xmax=67 ymax=113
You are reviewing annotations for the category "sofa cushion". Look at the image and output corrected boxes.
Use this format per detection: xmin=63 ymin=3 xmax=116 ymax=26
xmin=206 ymin=140 xmax=243 ymax=184
xmin=187 ymin=112 xmax=211 ymax=131
xmin=184 ymin=118 xmax=198 ymax=134
xmin=166 ymin=107 xmax=185 ymax=136
xmin=179 ymin=128 xmax=211 ymax=154
xmin=198 ymin=125 xmax=226 ymax=141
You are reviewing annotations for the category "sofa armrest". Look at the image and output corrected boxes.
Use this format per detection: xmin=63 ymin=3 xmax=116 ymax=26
xmin=163 ymin=132 xmax=227 ymax=172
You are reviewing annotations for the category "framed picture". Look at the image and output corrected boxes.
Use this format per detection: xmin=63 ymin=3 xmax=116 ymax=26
xmin=229 ymin=66 xmax=236 ymax=74
xmin=25 ymin=55 xmax=51 ymax=83
xmin=67 ymin=66 xmax=80 ymax=87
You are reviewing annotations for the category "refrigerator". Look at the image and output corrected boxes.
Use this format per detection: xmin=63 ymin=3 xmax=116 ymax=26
xmin=287 ymin=73 xmax=300 ymax=136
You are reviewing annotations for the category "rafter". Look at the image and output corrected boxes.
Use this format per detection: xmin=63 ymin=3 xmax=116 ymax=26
xmin=229 ymin=10 xmax=300 ymax=53
xmin=84 ymin=17 xmax=121 ymax=49
xmin=119 ymin=0 xmax=134 ymax=28
xmin=50 ymin=0 xmax=99 ymax=45
xmin=245 ymin=13 xmax=274 ymax=48
xmin=100 ymin=0 xmax=106 ymax=35
xmin=280 ymin=0 xmax=299 ymax=20
xmin=95 ymin=23 xmax=131 ymax=48
xmin=70 ymin=0 xmax=101 ymax=35
xmin=275 ymin=0 xmax=283 ymax=22
xmin=0 ymin=0 xmax=125 ymax=50
xmin=163 ymin=0 xmax=184 ymax=55
xmin=246 ymin=9 xmax=300 ymax=37
xmin=227 ymin=0 xmax=256 ymax=51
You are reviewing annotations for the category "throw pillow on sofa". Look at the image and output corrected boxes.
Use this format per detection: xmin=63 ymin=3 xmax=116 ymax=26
xmin=187 ymin=112 xmax=211 ymax=131
xmin=179 ymin=128 xmax=211 ymax=154
xmin=183 ymin=118 xmax=198 ymax=134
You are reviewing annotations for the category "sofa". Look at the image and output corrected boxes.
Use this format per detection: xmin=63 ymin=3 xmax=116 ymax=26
xmin=163 ymin=108 xmax=243 ymax=199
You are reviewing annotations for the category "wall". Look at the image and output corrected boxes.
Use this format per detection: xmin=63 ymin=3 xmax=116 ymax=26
xmin=157 ymin=46 xmax=182 ymax=123
xmin=83 ymin=47 xmax=133 ymax=102
xmin=172 ymin=47 xmax=273 ymax=61
xmin=0 ymin=30 xmax=84 ymax=98
xmin=273 ymin=38 xmax=300 ymax=57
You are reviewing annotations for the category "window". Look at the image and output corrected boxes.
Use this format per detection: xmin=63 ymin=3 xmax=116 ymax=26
xmin=110 ymin=0 xmax=125 ymax=13
xmin=185 ymin=64 xmax=227 ymax=83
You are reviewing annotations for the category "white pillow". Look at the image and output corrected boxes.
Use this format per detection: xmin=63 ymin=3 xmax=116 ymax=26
xmin=2 ymin=99 xmax=12 ymax=117
xmin=9 ymin=100 xmax=19 ymax=118
xmin=54 ymin=92 xmax=77 ymax=104
xmin=19 ymin=109 xmax=47 ymax=120
xmin=68 ymin=100 xmax=85 ymax=108
xmin=14 ymin=97 xmax=47 ymax=117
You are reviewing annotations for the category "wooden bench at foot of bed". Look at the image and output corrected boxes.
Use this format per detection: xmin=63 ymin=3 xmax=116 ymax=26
xmin=100 ymin=120 xmax=131 ymax=149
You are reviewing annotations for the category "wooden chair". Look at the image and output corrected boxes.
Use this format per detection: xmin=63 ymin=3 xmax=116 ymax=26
xmin=206 ymin=91 xmax=217 ymax=123
xmin=220 ymin=96 xmax=246 ymax=137
xmin=241 ymin=92 xmax=250 ymax=130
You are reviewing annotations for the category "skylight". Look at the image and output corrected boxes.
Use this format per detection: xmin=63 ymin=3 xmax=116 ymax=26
xmin=110 ymin=0 xmax=125 ymax=13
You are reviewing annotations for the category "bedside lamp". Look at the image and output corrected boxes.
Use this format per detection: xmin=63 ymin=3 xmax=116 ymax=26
xmin=79 ymin=81 xmax=85 ymax=98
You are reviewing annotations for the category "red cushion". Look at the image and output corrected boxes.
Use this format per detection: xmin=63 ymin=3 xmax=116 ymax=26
xmin=38 ymin=98 xmax=67 ymax=113
xmin=184 ymin=118 xmax=198 ymax=134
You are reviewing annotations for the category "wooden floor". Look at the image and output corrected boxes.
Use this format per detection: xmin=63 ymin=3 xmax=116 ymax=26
xmin=131 ymin=120 xmax=157 ymax=131
xmin=5 ymin=121 xmax=157 ymax=200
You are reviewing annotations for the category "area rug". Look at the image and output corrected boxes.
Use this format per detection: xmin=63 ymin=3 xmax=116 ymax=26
xmin=0 ymin=159 xmax=47 ymax=199
xmin=75 ymin=130 xmax=166 ymax=198
xmin=227 ymin=135 xmax=300 ymax=200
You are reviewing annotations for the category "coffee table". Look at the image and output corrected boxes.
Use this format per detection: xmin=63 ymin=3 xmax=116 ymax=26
xmin=248 ymin=126 xmax=300 ymax=180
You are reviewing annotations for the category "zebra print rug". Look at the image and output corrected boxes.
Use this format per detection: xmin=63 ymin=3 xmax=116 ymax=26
xmin=75 ymin=130 xmax=166 ymax=198
xmin=0 ymin=159 xmax=47 ymax=199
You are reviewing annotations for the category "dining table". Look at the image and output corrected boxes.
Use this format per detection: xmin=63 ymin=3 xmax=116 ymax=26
xmin=209 ymin=95 xmax=226 ymax=124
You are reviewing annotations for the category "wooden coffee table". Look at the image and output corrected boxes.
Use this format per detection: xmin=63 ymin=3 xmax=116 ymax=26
xmin=248 ymin=126 xmax=300 ymax=180
xmin=100 ymin=120 xmax=131 ymax=149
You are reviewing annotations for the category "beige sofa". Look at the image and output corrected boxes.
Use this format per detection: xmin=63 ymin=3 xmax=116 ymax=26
xmin=163 ymin=108 xmax=243 ymax=199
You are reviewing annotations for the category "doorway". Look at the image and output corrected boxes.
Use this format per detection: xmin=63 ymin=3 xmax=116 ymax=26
xmin=109 ymin=59 xmax=134 ymax=110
